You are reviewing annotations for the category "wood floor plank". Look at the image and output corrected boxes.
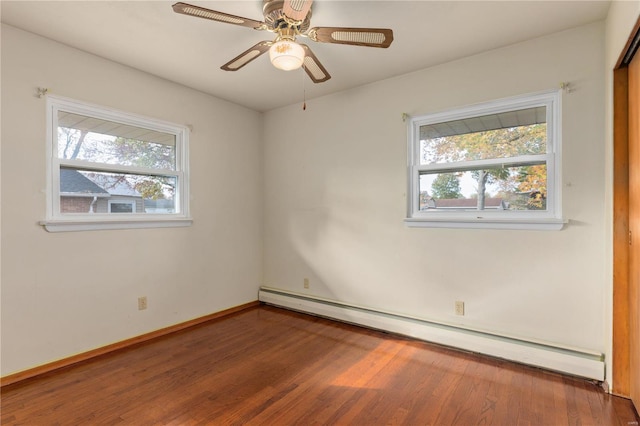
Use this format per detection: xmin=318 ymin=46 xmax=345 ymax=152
xmin=2 ymin=305 xmax=638 ymax=425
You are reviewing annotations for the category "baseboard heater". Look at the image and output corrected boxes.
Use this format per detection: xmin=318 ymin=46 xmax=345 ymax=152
xmin=258 ymin=287 xmax=605 ymax=381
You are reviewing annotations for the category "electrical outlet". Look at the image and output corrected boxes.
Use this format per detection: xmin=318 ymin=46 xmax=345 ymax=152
xmin=455 ymin=301 xmax=465 ymax=316
xmin=138 ymin=296 xmax=147 ymax=310
xmin=303 ymin=278 xmax=309 ymax=289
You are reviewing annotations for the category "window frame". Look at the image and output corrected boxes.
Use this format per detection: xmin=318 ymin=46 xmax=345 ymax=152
xmin=405 ymin=90 xmax=565 ymax=230
xmin=42 ymin=95 xmax=192 ymax=232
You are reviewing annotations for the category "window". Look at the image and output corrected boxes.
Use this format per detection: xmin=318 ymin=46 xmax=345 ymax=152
xmin=43 ymin=95 xmax=191 ymax=232
xmin=406 ymin=90 xmax=564 ymax=230
xmin=108 ymin=200 xmax=136 ymax=213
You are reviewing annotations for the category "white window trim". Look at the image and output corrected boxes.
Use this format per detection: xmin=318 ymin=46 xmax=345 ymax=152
xmin=405 ymin=90 xmax=566 ymax=231
xmin=42 ymin=95 xmax=192 ymax=232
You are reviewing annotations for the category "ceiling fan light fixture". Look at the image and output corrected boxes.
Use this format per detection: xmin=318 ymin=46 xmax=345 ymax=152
xmin=269 ymin=39 xmax=305 ymax=71
xmin=172 ymin=1 xmax=395 ymax=83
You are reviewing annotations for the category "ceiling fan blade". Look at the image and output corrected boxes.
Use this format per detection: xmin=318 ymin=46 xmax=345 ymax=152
xmin=283 ymin=0 xmax=313 ymax=22
xmin=300 ymin=44 xmax=330 ymax=83
xmin=308 ymin=27 xmax=394 ymax=48
xmin=172 ymin=2 xmax=265 ymax=30
xmin=221 ymin=41 xmax=271 ymax=71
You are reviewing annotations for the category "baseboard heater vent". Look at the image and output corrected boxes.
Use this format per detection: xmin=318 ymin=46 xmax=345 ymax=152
xmin=258 ymin=287 xmax=604 ymax=381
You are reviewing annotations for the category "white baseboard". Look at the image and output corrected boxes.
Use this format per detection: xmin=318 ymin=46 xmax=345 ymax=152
xmin=259 ymin=287 xmax=604 ymax=381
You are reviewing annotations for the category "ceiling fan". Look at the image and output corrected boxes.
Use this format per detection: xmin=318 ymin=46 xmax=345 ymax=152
xmin=172 ymin=0 xmax=394 ymax=83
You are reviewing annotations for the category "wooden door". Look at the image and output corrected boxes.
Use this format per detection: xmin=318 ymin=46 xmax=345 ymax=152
xmin=630 ymin=44 xmax=640 ymax=411
xmin=613 ymin=18 xmax=640 ymax=409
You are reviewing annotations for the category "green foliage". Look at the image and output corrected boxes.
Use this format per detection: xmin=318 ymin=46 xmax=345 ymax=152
xmin=431 ymin=174 xmax=462 ymax=199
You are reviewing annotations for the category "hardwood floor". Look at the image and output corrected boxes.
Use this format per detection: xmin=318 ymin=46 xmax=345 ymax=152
xmin=2 ymin=305 xmax=639 ymax=425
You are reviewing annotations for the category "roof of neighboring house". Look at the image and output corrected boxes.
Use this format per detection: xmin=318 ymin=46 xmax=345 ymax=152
xmin=83 ymin=173 xmax=142 ymax=197
xmin=60 ymin=169 xmax=109 ymax=196
xmin=433 ymin=198 xmax=506 ymax=208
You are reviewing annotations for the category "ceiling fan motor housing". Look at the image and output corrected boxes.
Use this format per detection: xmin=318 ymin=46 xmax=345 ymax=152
xmin=171 ymin=1 xmax=393 ymax=83
xmin=263 ymin=0 xmax=311 ymax=33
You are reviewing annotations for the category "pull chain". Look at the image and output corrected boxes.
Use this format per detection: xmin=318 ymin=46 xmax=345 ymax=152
xmin=302 ymin=67 xmax=307 ymax=111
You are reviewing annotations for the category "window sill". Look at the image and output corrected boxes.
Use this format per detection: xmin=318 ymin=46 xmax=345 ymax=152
xmin=40 ymin=218 xmax=193 ymax=232
xmin=404 ymin=217 xmax=566 ymax=230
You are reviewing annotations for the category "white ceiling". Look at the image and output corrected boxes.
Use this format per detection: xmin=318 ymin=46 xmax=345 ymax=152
xmin=1 ymin=0 xmax=611 ymax=112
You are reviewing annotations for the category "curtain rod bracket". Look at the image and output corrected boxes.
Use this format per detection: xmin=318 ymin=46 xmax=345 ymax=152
xmin=560 ymin=82 xmax=572 ymax=93
xmin=36 ymin=87 xmax=49 ymax=98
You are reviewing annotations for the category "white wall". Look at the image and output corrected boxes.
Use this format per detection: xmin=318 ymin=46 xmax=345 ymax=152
xmin=1 ymin=13 xmax=622 ymax=382
xmin=264 ymin=22 xmax=606 ymax=354
xmin=604 ymin=0 xmax=640 ymax=388
xmin=0 ymin=25 xmax=263 ymax=376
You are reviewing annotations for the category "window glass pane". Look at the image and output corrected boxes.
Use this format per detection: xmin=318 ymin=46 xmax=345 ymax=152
xmin=419 ymin=107 xmax=547 ymax=165
xmin=419 ymin=164 xmax=547 ymax=211
xmin=57 ymin=111 xmax=176 ymax=170
xmin=109 ymin=202 xmax=134 ymax=213
xmin=59 ymin=168 xmax=176 ymax=214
